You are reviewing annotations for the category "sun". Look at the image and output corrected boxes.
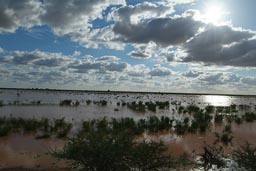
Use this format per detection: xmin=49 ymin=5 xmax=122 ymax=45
xmin=203 ymin=3 xmax=225 ymax=24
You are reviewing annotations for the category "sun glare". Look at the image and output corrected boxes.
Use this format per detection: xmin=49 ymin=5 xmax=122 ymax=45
xmin=204 ymin=3 xmax=225 ymax=24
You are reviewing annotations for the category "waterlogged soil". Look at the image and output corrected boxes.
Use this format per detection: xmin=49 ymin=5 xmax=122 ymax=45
xmin=143 ymin=122 xmax=256 ymax=156
xmin=0 ymin=134 xmax=69 ymax=171
xmin=1 ymin=89 xmax=256 ymax=170
xmin=0 ymin=122 xmax=256 ymax=170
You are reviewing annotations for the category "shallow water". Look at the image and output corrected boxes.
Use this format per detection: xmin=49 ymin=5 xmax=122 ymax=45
xmin=0 ymin=134 xmax=67 ymax=170
xmin=1 ymin=89 xmax=256 ymax=121
xmin=1 ymin=89 xmax=256 ymax=170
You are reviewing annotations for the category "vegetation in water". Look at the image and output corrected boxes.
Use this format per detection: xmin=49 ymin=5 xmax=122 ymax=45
xmin=51 ymin=127 xmax=191 ymax=171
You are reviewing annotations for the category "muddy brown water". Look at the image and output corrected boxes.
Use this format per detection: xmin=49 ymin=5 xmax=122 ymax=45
xmin=0 ymin=134 xmax=68 ymax=170
xmin=1 ymin=122 xmax=256 ymax=170
xmin=1 ymin=89 xmax=256 ymax=170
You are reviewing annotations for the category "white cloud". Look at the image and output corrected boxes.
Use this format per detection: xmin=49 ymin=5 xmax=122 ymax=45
xmin=0 ymin=47 xmax=4 ymax=53
xmin=0 ymin=50 xmax=71 ymax=66
xmin=0 ymin=0 xmax=43 ymax=32
xmin=148 ymin=65 xmax=173 ymax=77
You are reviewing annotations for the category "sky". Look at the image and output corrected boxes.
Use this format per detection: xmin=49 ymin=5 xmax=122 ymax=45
xmin=1 ymin=0 xmax=256 ymax=94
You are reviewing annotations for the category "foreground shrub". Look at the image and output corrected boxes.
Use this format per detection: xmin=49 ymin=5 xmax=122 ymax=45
xmin=196 ymin=145 xmax=226 ymax=171
xmin=243 ymin=112 xmax=256 ymax=122
xmin=52 ymin=129 xmax=188 ymax=171
xmin=232 ymin=142 xmax=256 ymax=171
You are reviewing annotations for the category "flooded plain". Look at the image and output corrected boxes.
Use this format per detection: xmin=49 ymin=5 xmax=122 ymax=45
xmin=0 ymin=89 xmax=256 ymax=170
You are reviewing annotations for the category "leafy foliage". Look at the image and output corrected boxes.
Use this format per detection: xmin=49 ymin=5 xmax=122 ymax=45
xmin=233 ymin=142 xmax=256 ymax=171
xmin=196 ymin=145 xmax=226 ymax=171
xmin=52 ymin=129 xmax=186 ymax=171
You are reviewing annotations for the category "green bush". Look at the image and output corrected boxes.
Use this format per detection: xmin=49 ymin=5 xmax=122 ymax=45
xmin=35 ymin=133 xmax=51 ymax=139
xmin=59 ymin=100 xmax=72 ymax=106
xmin=243 ymin=112 xmax=256 ymax=122
xmin=127 ymin=101 xmax=146 ymax=113
xmin=233 ymin=142 xmax=256 ymax=171
xmin=187 ymin=105 xmax=200 ymax=114
xmin=51 ymin=129 xmax=186 ymax=171
xmin=145 ymin=101 xmax=157 ymax=112
xmin=205 ymin=105 xmax=214 ymax=114
xmin=214 ymin=114 xmax=223 ymax=123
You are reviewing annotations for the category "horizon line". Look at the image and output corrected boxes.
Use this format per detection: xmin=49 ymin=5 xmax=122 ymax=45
xmin=0 ymin=87 xmax=256 ymax=97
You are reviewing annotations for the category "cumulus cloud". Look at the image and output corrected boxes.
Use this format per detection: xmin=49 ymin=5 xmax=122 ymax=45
xmin=182 ymin=70 xmax=202 ymax=78
xmin=128 ymin=42 xmax=157 ymax=59
xmin=40 ymin=0 xmax=125 ymax=36
xmin=96 ymin=56 xmax=120 ymax=61
xmin=180 ymin=25 xmax=256 ymax=67
xmin=129 ymin=51 xmax=149 ymax=58
xmin=241 ymin=77 xmax=256 ymax=85
xmin=0 ymin=50 xmax=71 ymax=66
xmin=0 ymin=0 xmax=127 ymax=49
xmin=114 ymin=10 xmax=203 ymax=46
xmin=148 ymin=65 xmax=173 ymax=77
xmin=126 ymin=64 xmax=149 ymax=77
xmin=69 ymin=59 xmax=128 ymax=73
xmin=0 ymin=47 xmax=4 ymax=53
xmin=0 ymin=0 xmax=43 ymax=32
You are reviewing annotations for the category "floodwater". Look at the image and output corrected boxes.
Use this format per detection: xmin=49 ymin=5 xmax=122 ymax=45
xmin=0 ymin=89 xmax=256 ymax=170
xmin=1 ymin=89 xmax=256 ymax=120
xmin=0 ymin=134 xmax=68 ymax=170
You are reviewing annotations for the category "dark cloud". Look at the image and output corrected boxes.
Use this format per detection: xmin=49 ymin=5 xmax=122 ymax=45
xmin=105 ymin=62 xmax=127 ymax=72
xmin=33 ymin=58 xmax=66 ymax=67
xmin=96 ymin=56 xmax=120 ymax=61
xmin=0 ymin=0 xmax=125 ymax=34
xmin=0 ymin=0 xmax=43 ymax=32
xmin=40 ymin=0 xmax=124 ymax=35
xmin=0 ymin=50 xmax=70 ymax=66
xmin=114 ymin=13 xmax=203 ymax=46
xmin=241 ymin=77 xmax=256 ymax=85
xmin=128 ymin=51 xmax=150 ymax=58
xmin=181 ymin=25 xmax=256 ymax=67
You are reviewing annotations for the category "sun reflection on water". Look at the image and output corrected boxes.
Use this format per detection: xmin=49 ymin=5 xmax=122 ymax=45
xmin=204 ymin=95 xmax=231 ymax=106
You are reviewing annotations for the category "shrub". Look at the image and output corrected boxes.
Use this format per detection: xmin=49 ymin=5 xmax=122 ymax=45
xmin=0 ymin=125 xmax=11 ymax=136
xmin=156 ymin=101 xmax=169 ymax=109
xmin=145 ymin=101 xmax=157 ymax=112
xmin=0 ymin=100 xmax=3 ymax=107
xmin=188 ymin=121 xmax=198 ymax=133
xmin=196 ymin=145 xmax=226 ymax=170
xmin=35 ymin=133 xmax=51 ymax=139
xmin=234 ymin=116 xmax=242 ymax=124
xmin=100 ymin=100 xmax=107 ymax=106
xmin=175 ymin=121 xmax=186 ymax=135
xmin=214 ymin=114 xmax=223 ymax=123
xmin=183 ymin=117 xmax=190 ymax=126
xmin=178 ymin=106 xmax=185 ymax=113
xmin=215 ymin=132 xmax=233 ymax=145
xmin=216 ymin=106 xmax=224 ymax=113
xmin=224 ymin=125 xmax=231 ymax=133
xmin=187 ymin=105 xmax=200 ymax=114
xmin=205 ymin=105 xmax=214 ymax=114
xmin=86 ymin=100 xmax=91 ymax=105
xmin=243 ymin=112 xmax=256 ymax=122
xmin=127 ymin=101 xmax=145 ymax=113
xmin=220 ymin=133 xmax=233 ymax=145
xmin=51 ymin=129 xmax=186 ymax=171
xmin=233 ymin=142 xmax=256 ymax=171
xmin=59 ymin=100 xmax=72 ymax=106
